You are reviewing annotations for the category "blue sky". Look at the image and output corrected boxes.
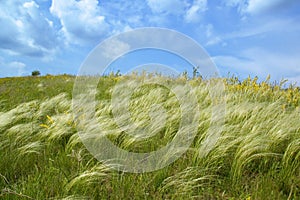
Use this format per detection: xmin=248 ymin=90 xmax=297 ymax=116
xmin=0 ymin=0 xmax=300 ymax=84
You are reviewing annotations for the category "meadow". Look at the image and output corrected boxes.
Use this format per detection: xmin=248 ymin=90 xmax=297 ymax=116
xmin=0 ymin=74 xmax=299 ymax=199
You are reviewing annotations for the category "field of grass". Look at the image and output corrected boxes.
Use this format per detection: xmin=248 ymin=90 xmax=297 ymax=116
xmin=0 ymin=74 xmax=299 ymax=199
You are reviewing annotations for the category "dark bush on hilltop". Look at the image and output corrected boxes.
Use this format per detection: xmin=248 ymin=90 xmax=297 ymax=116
xmin=32 ymin=70 xmax=41 ymax=76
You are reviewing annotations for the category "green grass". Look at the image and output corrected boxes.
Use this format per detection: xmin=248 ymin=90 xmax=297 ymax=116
xmin=0 ymin=74 xmax=299 ymax=199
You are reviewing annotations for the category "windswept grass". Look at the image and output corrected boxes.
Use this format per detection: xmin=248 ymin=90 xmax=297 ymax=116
xmin=0 ymin=74 xmax=299 ymax=199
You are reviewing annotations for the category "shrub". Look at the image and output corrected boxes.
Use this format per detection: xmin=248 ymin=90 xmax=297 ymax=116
xmin=32 ymin=70 xmax=41 ymax=76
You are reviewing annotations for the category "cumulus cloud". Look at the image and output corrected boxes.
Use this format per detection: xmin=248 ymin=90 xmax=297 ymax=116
xmin=0 ymin=0 xmax=59 ymax=58
xmin=50 ymin=0 xmax=109 ymax=46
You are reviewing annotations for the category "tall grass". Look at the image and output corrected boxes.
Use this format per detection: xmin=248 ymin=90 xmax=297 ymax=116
xmin=0 ymin=75 xmax=299 ymax=199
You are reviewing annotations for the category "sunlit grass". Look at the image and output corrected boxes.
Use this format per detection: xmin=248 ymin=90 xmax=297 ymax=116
xmin=0 ymin=74 xmax=299 ymax=199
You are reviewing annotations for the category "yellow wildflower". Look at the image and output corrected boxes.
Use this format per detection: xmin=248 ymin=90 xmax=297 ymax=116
xmin=47 ymin=115 xmax=54 ymax=124
xmin=40 ymin=124 xmax=49 ymax=129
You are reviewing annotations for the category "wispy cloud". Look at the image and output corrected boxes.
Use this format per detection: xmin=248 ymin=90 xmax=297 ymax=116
xmin=146 ymin=0 xmax=187 ymax=15
xmin=184 ymin=0 xmax=207 ymax=23
xmin=0 ymin=57 xmax=28 ymax=77
xmin=223 ymin=0 xmax=300 ymax=16
xmin=213 ymin=47 xmax=300 ymax=82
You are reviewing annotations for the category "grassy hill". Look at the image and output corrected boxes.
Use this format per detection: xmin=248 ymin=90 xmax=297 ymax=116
xmin=0 ymin=74 xmax=299 ymax=199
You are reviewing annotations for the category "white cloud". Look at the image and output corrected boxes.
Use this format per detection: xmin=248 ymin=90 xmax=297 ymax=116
xmin=242 ymin=48 xmax=300 ymax=75
xmin=225 ymin=18 xmax=300 ymax=40
xmin=224 ymin=0 xmax=245 ymax=7
xmin=0 ymin=57 xmax=28 ymax=77
xmin=224 ymin=0 xmax=298 ymax=15
xmin=245 ymin=0 xmax=283 ymax=15
xmin=147 ymin=0 xmax=186 ymax=15
xmin=213 ymin=55 xmax=260 ymax=76
xmin=50 ymin=0 xmax=109 ymax=46
xmin=286 ymin=75 xmax=300 ymax=86
xmin=223 ymin=0 xmax=246 ymax=13
xmin=0 ymin=0 xmax=59 ymax=58
xmin=101 ymin=39 xmax=131 ymax=60
xmin=108 ymin=20 xmax=133 ymax=36
xmin=203 ymin=24 xmax=225 ymax=46
xmin=185 ymin=0 xmax=207 ymax=23
xmin=205 ymin=24 xmax=213 ymax=37
xmin=206 ymin=37 xmax=223 ymax=46
xmin=23 ymin=1 xmax=38 ymax=8
xmin=146 ymin=0 xmax=207 ymax=23
xmin=213 ymin=47 xmax=300 ymax=82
